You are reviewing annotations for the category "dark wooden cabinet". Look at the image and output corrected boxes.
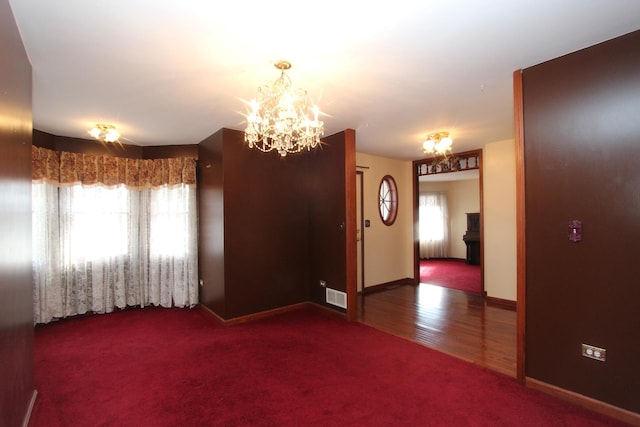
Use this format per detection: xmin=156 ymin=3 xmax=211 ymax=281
xmin=463 ymin=213 xmax=480 ymax=265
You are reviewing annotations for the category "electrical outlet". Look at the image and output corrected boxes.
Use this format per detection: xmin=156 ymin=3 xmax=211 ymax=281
xmin=319 ymin=280 xmax=327 ymax=287
xmin=581 ymin=344 xmax=606 ymax=362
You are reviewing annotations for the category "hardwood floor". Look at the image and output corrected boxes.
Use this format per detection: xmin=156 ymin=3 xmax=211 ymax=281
xmin=357 ymin=283 xmax=517 ymax=378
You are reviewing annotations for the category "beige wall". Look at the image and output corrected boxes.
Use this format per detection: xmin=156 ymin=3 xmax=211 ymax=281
xmin=483 ymin=139 xmax=516 ymax=300
xmin=356 ymin=152 xmax=413 ymax=288
xmin=419 ymin=179 xmax=480 ymax=259
xmin=358 ymin=140 xmax=517 ymax=302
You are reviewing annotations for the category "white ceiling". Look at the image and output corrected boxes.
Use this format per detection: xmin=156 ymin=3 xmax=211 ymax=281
xmin=9 ymin=1 xmax=640 ymax=161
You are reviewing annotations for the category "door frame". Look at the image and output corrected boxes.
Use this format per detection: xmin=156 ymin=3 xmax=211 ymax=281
xmin=411 ymin=150 xmax=484 ymax=293
xmin=356 ymin=171 xmax=365 ymax=293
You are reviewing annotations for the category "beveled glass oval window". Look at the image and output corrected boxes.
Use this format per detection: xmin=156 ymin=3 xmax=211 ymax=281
xmin=378 ymin=175 xmax=398 ymax=226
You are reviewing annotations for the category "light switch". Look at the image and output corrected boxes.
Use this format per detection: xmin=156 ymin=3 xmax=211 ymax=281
xmin=568 ymin=220 xmax=582 ymax=242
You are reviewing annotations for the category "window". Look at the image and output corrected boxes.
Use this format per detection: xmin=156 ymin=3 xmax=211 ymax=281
xmin=378 ymin=175 xmax=398 ymax=226
xmin=419 ymin=192 xmax=449 ymax=258
xmin=149 ymin=185 xmax=194 ymax=258
xmin=419 ymin=194 xmax=445 ymax=241
xmin=63 ymin=184 xmax=130 ymax=262
xmin=32 ymin=182 xmax=198 ymax=324
xmin=31 ymin=147 xmax=199 ymax=324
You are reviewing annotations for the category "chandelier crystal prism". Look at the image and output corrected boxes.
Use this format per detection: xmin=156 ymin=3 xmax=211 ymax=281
xmin=423 ymin=131 xmax=453 ymax=156
xmin=244 ymin=61 xmax=324 ymax=157
xmin=88 ymin=123 xmax=121 ymax=143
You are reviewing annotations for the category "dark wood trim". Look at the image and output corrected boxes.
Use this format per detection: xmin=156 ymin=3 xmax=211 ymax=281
xmin=412 ymin=161 xmax=420 ymax=287
xmin=307 ymin=302 xmax=348 ymax=320
xmin=356 ymin=171 xmax=365 ymax=293
xmin=414 ymin=150 xmax=480 ymax=174
xmin=344 ymin=129 xmax=358 ymax=321
xmin=419 ymin=257 xmax=467 ymax=262
xmin=197 ymin=301 xmax=347 ymax=327
xmin=21 ymin=390 xmax=37 ymax=427
xmin=526 ymin=378 xmax=640 ymax=426
xmin=197 ymin=303 xmax=226 ymax=325
xmin=486 ymin=296 xmax=516 ymax=311
xmin=477 ymin=150 xmax=485 ymax=295
xmin=513 ymin=69 xmax=527 ymax=385
xmin=362 ymin=278 xmax=415 ymax=295
xmin=197 ymin=302 xmax=310 ymax=326
xmin=415 ymin=149 xmax=481 ymax=176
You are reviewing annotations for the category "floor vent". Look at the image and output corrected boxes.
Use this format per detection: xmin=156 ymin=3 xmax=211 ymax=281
xmin=326 ymin=288 xmax=347 ymax=309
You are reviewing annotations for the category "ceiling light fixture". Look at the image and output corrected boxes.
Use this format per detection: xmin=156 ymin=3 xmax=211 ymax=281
xmin=423 ymin=131 xmax=453 ymax=156
xmin=88 ymin=124 xmax=121 ymax=144
xmin=244 ymin=61 xmax=324 ymax=157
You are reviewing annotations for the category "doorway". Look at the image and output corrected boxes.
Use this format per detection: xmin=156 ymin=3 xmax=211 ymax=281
xmin=417 ymin=169 xmax=482 ymax=294
xmin=413 ymin=150 xmax=484 ymax=293
xmin=358 ymin=150 xmax=517 ymax=377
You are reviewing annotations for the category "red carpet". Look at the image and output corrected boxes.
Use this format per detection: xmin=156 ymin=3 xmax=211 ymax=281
xmin=30 ymin=307 xmax=626 ymax=426
xmin=420 ymin=258 xmax=481 ymax=294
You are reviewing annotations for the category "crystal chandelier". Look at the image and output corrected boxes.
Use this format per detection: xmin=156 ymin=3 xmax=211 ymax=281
xmin=88 ymin=124 xmax=121 ymax=143
xmin=423 ymin=131 xmax=453 ymax=156
xmin=244 ymin=61 xmax=324 ymax=157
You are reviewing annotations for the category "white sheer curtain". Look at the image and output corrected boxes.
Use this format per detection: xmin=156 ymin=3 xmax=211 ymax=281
xmin=419 ymin=192 xmax=449 ymax=259
xmin=32 ymin=165 xmax=198 ymax=324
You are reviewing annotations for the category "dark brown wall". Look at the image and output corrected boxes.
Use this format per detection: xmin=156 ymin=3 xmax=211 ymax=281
xmin=32 ymin=129 xmax=55 ymax=149
xmin=198 ymin=129 xmax=227 ymax=316
xmin=308 ymin=130 xmax=356 ymax=310
xmin=0 ymin=0 xmax=35 ymax=425
xmin=198 ymin=129 xmax=354 ymax=320
xmin=33 ymin=129 xmax=198 ymax=159
xmin=34 ymin=130 xmax=144 ymax=158
xmin=223 ymin=132 xmax=311 ymax=318
xmin=523 ymin=30 xmax=640 ymax=412
xmin=198 ymin=129 xmax=311 ymax=319
xmin=143 ymin=144 xmax=198 ymax=159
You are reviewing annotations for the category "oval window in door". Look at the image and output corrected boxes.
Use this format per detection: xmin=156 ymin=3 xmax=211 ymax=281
xmin=378 ymin=175 xmax=398 ymax=226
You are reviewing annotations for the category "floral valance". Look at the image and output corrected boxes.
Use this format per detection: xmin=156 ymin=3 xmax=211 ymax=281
xmin=32 ymin=146 xmax=197 ymax=188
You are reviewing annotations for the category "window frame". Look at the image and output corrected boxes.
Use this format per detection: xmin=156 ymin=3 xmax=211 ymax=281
xmin=378 ymin=175 xmax=398 ymax=226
